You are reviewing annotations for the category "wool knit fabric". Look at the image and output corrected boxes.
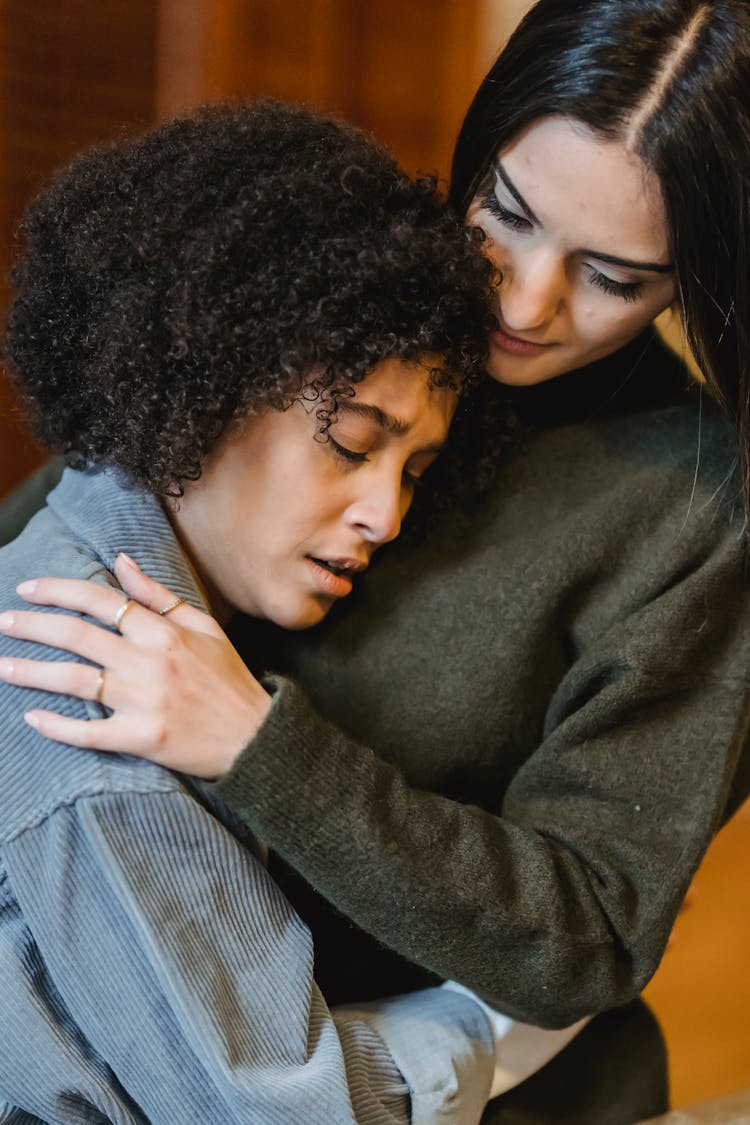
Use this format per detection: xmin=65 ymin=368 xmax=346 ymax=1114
xmin=214 ymin=331 xmax=750 ymax=1123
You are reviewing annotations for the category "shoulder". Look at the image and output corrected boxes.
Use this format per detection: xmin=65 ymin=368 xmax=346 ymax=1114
xmin=447 ymin=386 xmax=747 ymax=654
xmin=0 ymin=495 xmax=177 ymax=845
xmin=509 ymin=388 xmax=740 ymax=537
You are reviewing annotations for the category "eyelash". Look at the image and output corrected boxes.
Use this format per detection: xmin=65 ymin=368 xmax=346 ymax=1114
xmin=480 ymin=187 xmax=645 ymax=304
xmin=329 ymin=436 xmax=368 ymax=465
xmin=584 ymin=267 xmax=643 ymax=303
xmin=328 ymin=437 xmax=421 ymax=489
xmin=480 ymin=188 xmax=530 ymax=232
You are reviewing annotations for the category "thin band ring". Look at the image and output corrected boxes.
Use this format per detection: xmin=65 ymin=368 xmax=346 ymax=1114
xmin=113 ymin=598 xmax=135 ymax=634
xmin=94 ymin=669 xmax=106 ymax=705
xmin=158 ymin=597 xmax=185 ymax=617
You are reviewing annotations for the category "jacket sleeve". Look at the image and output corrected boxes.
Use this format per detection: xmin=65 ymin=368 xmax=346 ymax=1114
xmin=212 ymin=532 xmax=750 ymax=1028
xmin=3 ymin=786 xmax=494 ymax=1123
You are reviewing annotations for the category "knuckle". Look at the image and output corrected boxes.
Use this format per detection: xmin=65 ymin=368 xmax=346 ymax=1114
xmin=153 ymin=628 xmax=174 ymax=653
xmin=59 ymin=616 xmax=84 ymax=648
xmin=148 ymin=717 xmax=169 ymax=749
xmin=74 ymin=722 xmax=95 ymax=749
xmin=163 ymin=650 xmax=182 ymax=682
xmin=73 ymin=665 xmax=94 ymax=695
xmin=152 ymin=724 xmax=169 ymax=751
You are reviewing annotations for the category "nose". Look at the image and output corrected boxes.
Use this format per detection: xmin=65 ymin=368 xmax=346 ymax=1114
xmin=347 ymin=471 xmax=405 ymax=546
xmin=499 ymin=248 xmax=565 ymax=334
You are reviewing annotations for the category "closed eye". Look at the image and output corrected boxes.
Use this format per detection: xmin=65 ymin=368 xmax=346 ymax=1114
xmin=480 ymin=186 xmax=532 ymax=233
xmin=328 ymin=436 xmax=369 ymax=465
xmin=584 ymin=265 xmax=643 ymax=303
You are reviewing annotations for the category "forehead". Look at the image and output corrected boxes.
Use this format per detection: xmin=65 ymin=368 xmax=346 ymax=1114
xmin=346 ymin=356 xmax=458 ymax=434
xmin=498 ymin=115 xmax=670 ymax=262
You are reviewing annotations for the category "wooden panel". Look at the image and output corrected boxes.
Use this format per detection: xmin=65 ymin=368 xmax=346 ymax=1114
xmin=0 ymin=1 xmax=490 ymax=501
xmin=158 ymin=0 xmax=483 ymax=178
xmin=335 ymin=0 xmax=480 ymax=178
xmin=644 ymin=801 xmax=750 ymax=1106
xmin=0 ymin=0 xmax=157 ymax=498
xmin=0 ymin=0 xmax=156 ymax=266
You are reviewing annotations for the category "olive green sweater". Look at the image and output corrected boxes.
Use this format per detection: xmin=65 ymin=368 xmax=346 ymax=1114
xmin=3 ymin=333 xmax=749 ymax=1123
xmin=211 ymin=335 xmax=750 ymax=1030
xmin=218 ymin=335 xmax=749 ymax=1125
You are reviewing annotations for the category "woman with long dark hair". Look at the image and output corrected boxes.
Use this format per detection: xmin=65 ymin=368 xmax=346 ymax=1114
xmin=3 ymin=2 xmax=750 ymax=1121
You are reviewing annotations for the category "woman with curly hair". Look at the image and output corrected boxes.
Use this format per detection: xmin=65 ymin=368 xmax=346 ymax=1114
xmin=5 ymin=1 xmax=750 ymax=1122
xmin=0 ymin=98 xmax=519 ymax=1123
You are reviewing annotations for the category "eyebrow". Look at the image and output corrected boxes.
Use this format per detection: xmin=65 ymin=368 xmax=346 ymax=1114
xmin=579 ymin=249 xmax=673 ymax=274
xmin=339 ymin=400 xmax=410 ymax=437
xmin=495 ymin=163 xmax=539 ymax=224
xmin=338 ymin=400 xmax=446 ymax=454
xmin=494 ymin=162 xmax=674 ymax=274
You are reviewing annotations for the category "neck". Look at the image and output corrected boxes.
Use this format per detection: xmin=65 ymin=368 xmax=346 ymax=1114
xmin=161 ymin=498 xmax=234 ymax=626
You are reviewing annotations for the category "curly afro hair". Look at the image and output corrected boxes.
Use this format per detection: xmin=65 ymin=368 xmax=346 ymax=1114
xmin=4 ymin=98 xmax=497 ymax=498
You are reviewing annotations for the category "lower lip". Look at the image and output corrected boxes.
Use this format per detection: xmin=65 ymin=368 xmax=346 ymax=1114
xmin=489 ymin=327 xmax=555 ymax=357
xmin=305 ymin=557 xmax=355 ymax=599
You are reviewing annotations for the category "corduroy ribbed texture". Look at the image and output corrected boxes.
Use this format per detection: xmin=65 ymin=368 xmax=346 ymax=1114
xmin=0 ymin=467 xmax=496 ymax=1124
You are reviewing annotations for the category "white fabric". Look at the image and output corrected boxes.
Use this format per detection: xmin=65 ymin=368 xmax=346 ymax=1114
xmin=442 ymin=980 xmax=590 ymax=1098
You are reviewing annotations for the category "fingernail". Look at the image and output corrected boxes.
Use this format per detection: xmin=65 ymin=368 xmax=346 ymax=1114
xmin=24 ymin=711 xmax=40 ymax=729
xmin=0 ymin=613 xmax=15 ymax=631
xmin=0 ymin=660 xmax=14 ymax=677
xmin=16 ymin=581 xmax=36 ymax=596
xmin=118 ymin=553 xmax=141 ymax=571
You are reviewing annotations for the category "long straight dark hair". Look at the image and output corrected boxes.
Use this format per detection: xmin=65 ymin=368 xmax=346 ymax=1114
xmin=451 ymin=0 xmax=750 ymax=517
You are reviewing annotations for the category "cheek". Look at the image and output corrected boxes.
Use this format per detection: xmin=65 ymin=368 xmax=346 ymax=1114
xmin=577 ymin=298 xmax=653 ymax=345
xmin=283 ymin=466 xmax=354 ymax=544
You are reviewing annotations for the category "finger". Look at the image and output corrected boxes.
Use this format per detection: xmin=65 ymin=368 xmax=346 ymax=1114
xmin=14 ymin=577 xmax=167 ymax=643
xmin=114 ymin=553 xmax=221 ymax=636
xmin=24 ymin=710 xmax=150 ymax=754
xmin=0 ymin=655 xmax=109 ymax=703
xmin=16 ymin=577 xmax=139 ymax=630
xmin=0 ymin=609 xmax=125 ymax=666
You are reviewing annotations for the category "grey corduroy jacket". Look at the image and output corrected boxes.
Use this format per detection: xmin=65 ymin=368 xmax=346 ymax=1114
xmin=0 ymin=466 xmax=496 ymax=1125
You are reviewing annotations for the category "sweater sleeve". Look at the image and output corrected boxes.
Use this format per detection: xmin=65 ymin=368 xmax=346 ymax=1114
xmin=212 ymin=532 xmax=750 ymax=1028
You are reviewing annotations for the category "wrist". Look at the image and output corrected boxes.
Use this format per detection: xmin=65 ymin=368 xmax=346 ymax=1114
xmin=212 ymin=686 xmax=272 ymax=779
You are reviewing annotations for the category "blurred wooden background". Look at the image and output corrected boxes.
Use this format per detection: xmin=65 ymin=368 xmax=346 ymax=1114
xmin=0 ymin=0 xmax=519 ymax=497
xmin=0 ymin=0 xmax=747 ymax=1111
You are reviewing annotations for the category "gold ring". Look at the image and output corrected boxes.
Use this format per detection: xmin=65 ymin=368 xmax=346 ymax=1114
xmin=113 ymin=598 xmax=135 ymax=633
xmin=158 ymin=597 xmax=185 ymax=617
xmin=94 ymin=668 xmax=106 ymax=704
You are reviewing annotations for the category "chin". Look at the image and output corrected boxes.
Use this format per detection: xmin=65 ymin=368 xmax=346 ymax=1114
xmin=486 ymin=354 xmax=571 ymax=387
xmin=268 ymin=599 xmax=331 ymax=632
xmin=485 ymin=354 xmax=540 ymax=386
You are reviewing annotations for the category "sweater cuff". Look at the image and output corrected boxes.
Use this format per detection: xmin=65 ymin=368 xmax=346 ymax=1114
xmin=209 ymin=675 xmax=340 ymax=834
